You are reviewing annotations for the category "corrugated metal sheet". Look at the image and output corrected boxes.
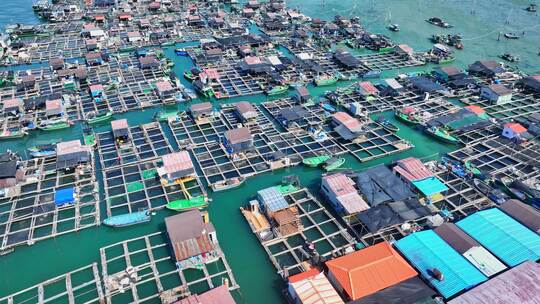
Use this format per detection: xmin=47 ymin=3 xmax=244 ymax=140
xmin=394 ymin=157 xmax=434 ymax=182
xmin=448 ymin=261 xmax=540 ymax=304
xmin=289 ymin=271 xmax=344 ymax=304
xmin=258 ymin=187 xmax=288 ymax=212
xmin=456 ymin=208 xmax=540 ymax=267
xmin=395 ymin=230 xmax=487 ymax=299
xmin=499 ymin=199 xmax=540 ymax=234
xmin=462 ymin=246 xmax=506 ymax=277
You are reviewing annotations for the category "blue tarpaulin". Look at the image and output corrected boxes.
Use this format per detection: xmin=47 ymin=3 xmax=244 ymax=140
xmin=55 ymin=188 xmax=75 ymax=206
xmin=412 ymin=177 xmax=449 ymax=196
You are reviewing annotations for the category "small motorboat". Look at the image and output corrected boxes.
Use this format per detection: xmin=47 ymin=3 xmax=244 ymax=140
xmin=499 ymin=53 xmax=520 ymax=62
xmin=103 ymin=210 xmax=151 ymax=227
xmin=314 ymin=74 xmax=339 ymax=86
xmin=525 ymin=4 xmax=537 ymax=12
xmin=387 ymin=24 xmax=400 ymax=32
xmin=302 ymin=154 xmax=331 ymax=167
xmin=473 ymin=178 xmax=509 ymax=204
xmin=266 ymin=84 xmax=289 ymax=96
xmin=426 ymin=17 xmax=452 ymax=28
xmin=322 ymin=157 xmax=345 ymax=172
xmin=375 ymin=116 xmax=399 ymax=132
xmin=174 ymin=48 xmax=188 ymax=56
xmin=504 ymin=32 xmax=520 ymax=39
xmin=87 ymin=110 xmax=113 ymax=124
xmin=166 ymin=195 xmax=208 ymax=211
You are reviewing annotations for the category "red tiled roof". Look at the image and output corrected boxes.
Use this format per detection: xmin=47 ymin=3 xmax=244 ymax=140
xmin=394 ymin=157 xmax=434 ymax=182
xmin=332 ymin=112 xmax=362 ymax=132
xmin=162 ymin=151 xmax=194 ymax=175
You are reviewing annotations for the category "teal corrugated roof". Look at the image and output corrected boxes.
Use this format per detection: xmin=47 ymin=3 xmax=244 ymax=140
xmin=412 ymin=177 xmax=449 ymax=196
xmin=456 ymin=208 xmax=540 ymax=267
xmin=395 ymin=230 xmax=487 ymax=298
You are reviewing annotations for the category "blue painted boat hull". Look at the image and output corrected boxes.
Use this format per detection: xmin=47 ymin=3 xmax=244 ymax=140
xmin=103 ymin=211 xmax=151 ymax=227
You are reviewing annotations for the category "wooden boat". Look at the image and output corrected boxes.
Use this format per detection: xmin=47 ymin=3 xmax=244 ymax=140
xmin=495 ymin=177 xmax=529 ymax=201
xmin=395 ymin=108 xmax=420 ymax=125
xmin=473 ymin=178 xmax=509 ymax=204
xmin=38 ymin=120 xmax=71 ymax=131
xmin=499 ymin=53 xmax=520 ymax=62
xmin=526 ymin=4 xmax=537 ymax=12
xmin=28 ymin=144 xmax=56 ymax=157
xmin=175 ymin=48 xmax=188 ymax=56
xmin=363 ymin=70 xmax=382 ymax=78
xmin=387 ymin=24 xmax=400 ymax=32
xmin=154 ymin=110 xmax=179 ymax=122
xmin=511 ymin=180 xmax=540 ymax=202
xmin=212 ymin=177 xmax=245 ymax=192
xmin=323 ymin=157 xmax=345 ymax=172
xmin=103 ymin=210 xmax=151 ymax=227
xmin=504 ymin=33 xmax=520 ymax=39
xmin=437 ymin=56 xmax=456 ymax=64
xmin=302 ymin=155 xmax=331 ymax=167
xmin=183 ymin=68 xmax=201 ymax=81
xmin=425 ymin=126 xmax=459 ymax=144
xmin=166 ymin=195 xmax=207 ymax=211
xmin=87 ymin=110 xmax=113 ymax=124
xmin=276 ymin=175 xmax=300 ymax=195
xmin=266 ymin=85 xmax=289 ymax=96
xmin=463 ymin=161 xmax=482 ymax=177
xmin=0 ymin=129 xmax=27 ymax=140
xmin=314 ymin=74 xmax=338 ymax=86
xmin=426 ymin=17 xmax=452 ymax=28
xmin=375 ymin=116 xmax=399 ymax=132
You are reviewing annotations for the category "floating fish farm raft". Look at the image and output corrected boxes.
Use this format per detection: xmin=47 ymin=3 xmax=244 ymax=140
xmin=1 ymin=0 xmax=540 ymax=303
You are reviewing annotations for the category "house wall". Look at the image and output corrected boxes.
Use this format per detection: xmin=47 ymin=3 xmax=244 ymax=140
xmin=480 ymin=88 xmax=512 ymax=105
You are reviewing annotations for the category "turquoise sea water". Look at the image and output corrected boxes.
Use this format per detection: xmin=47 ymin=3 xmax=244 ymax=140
xmin=0 ymin=1 xmax=538 ymax=303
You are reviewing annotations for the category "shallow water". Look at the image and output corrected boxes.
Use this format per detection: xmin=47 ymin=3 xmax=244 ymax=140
xmin=0 ymin=0 xmax=538 ymax=303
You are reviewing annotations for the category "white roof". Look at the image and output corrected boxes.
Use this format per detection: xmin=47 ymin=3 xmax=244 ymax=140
xmin=267 ymin=55 xmax=282 ymax=66
xmin=290 ymin=272 xmax=344 ymax=304
xmin=298 ymin=52 xmax=314 ymax=60
xmin=337 ymin=192 xmax=370 ymax=215
xmin=89 ymin=29 xmax=105 ymax=37
xmin=463 ymin=246 xmax=507 ymax=277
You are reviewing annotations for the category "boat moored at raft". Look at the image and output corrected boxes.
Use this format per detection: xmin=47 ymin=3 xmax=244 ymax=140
xmin=166 ymin=195 xmax=208 ymax=211
xmin=425 ymin=126 xmax=459 ymax=144
xmin=302 ymin=155 xmax=331 ymax=167
xmin=103 ymin=210 xmax=151 ymax=227
xmin=395 ymin=108 xmax=421 ymax=125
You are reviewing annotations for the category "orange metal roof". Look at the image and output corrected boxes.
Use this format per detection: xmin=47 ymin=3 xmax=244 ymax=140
xmin=504 ymin=122 xmax=527 ymax=133
xmin=325 ymin=241 xmax=417 ymax=301
xmin=289 ymin=268 xmax=321 ymax=283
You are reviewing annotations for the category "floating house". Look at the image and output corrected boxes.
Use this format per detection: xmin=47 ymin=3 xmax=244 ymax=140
xmin=223 ymin=127 xmax=253 ymax=155
xmin=332 ymin=112 xmax=365 ymax=140
xmin=409 ymin=76 xmax=446 ymax=94
xmin=395 ymin=230 xmax=487 ymax=298
xmin=2 ymin=98 xmax=23 ymax=115
xmin=468 ymin=60 xmax=505 ymax=78
xmin=19 ymin=75 xmax=36 ymax=90
xmin=502 ymin=122 xmax=530 ymax=142
xmin=434 ymin=223 xmax=506 ymax=277
xmin=456 ymin=208 xmax=540 ymax=266
xmin=287 ymin=268 xmax=344 ymax=304
xmin=333 ymin=48 xmax=360 ymax=69
xmin=433 ymin=66 xmax=466 ymax=82
xmin=257 ymin=187 xmax=301 ymax=236
xmin=234 ymin=101 xmax=258 ymax=122
xmin=356 ymin=164 xmax=416 ymax=206
xmin=111 ymin=119 xmax=129 ymax=144
xmin=326 ymin=241 xmax=418 ymax=301
xmin=520 ymin=75 xmax=540 ymax=94
xmin=277 ymin=106 xmax=307 ymax=128
xmin=382 ymin=78 xmax=404 ymax=95
xmin=139 ymin=55 xmax=159 ymax=70
xmin=448 ymin=261 xmax=540 ymax=304
xmin=45 ymin=99 xmax=63 ymax=116
xmin=56 ymin=140 xmax=91 ymax=170
xmin=155 ymin=80 xmax=174 ymax=99
xmin=480 ymin=84 xmax=513 ymax=105
xmin=173 ymin=285 xmax=236 ymax=304
xmin=352 ymin=277 xmax=436 ymax=304
xmin=355 ymin=199 xmax=432 ymax=234
xmin=85 ymin=52 xmax=103 ymax=66
xmin=165 ymin=210 xmax=218 ymax=268
xmin=127 ymin=31 xmax=142 ymax=43
xmin=321 ymin=173 xmax=369 ymax=215
xmin=158 ymin=151 xmax=195 ymax=183
xmin=49 ymin=58 xmax=65 ymax=71
xmin=499 ymin=199 xmax=540 ymax=233
xmin=189 ymin=102 xmax=214 ymax=124
xmin=393 ymin=157 xmax=448 ymax=202
xmin=294 ymin=86 xmax=311 ymax=103
xmin=357 ymin=81 xmax=378 ymax=96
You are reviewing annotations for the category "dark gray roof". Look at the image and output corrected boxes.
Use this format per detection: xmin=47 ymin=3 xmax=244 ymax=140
xmin=224 ymin=127 xmax=251 ymax=144
xmin=356 ymin=164 xmax=416 ymax=206
xmin=352 ymin=277 xmax=436 ymax=304
xmin=500 ymin=199 xmax=540 ymax=233
xmin=434 ymin=223 xmax=480 ymax=254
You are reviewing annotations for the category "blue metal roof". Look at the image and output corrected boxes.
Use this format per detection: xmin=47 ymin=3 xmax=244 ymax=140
xmin=257 ymin=187 xmax=288 ymax=212
xmin=456 ymin=208 xmax=540 ymax=267
xmin=395 ymin=230 xmax=487 ymax=298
